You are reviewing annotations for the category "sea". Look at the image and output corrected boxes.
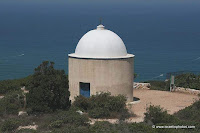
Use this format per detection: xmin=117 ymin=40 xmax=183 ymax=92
xmin=0 ymin=0 xmax=200 ymax=82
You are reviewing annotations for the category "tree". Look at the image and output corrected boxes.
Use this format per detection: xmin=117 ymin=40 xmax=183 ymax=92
xmin=26 ymin=61 xmax=70 ymax=113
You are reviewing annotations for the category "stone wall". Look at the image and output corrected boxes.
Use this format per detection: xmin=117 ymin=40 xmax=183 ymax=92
xmin=175 ymin=87 xmax=200 ymax=95
xmin=133 ymin=82 xmax=150 ymax=90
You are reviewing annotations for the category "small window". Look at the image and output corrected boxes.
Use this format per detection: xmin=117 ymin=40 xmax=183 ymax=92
xmin=80 ymin=82 xmax=90 ymax=97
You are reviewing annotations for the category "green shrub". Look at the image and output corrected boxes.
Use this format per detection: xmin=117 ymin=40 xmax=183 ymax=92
xmin=49 ymin=120 xmax=63 ymax=128
xmin=144 ymin=105 xmax=178 ymax=125
xmin=52 ymin=125 xmax=89 ymax=133
xmin=0 ymin=91 xmax=24 ymax=116
xmin=175 ymin=100 xmax=200 ymax=122
xmin=89 ymin=121 xmax=156 ymax=133
xmin=145 ymin=80 xmax=170 ymax=91
xmin=119 ymin=108 xmax=131 ymax=121
xmin=52 ymin=108 xmax=89 ymax=127
xmin=16 ymin=129 xmax=38 ymax=133
xmin=89 ymin=92 xmax=114 ymax=109
xmin=73 ymin=95 xmax=90 ymax=111
xmin=88 ymin=108 xmax=110 ymax=118
xmin=89 ymin=121 xmax=115 ymax=133
xmin=127 ymin=122 xmax=156 ymax=133
xmin=0 ymin=75 xmax=32 ymax=94
xmin=146 ymin=73 xmax=200 ymax=91
xmin=0 ymin=80 xmax=20 ymax=94
xmin=105 ymin=94 xmax=127 ymax=112
xmin=175 ymin=73 xmax=200 ymax=90
xmin=1 ymin=118 xmax=21 ymax=132
xmin=194 ymin=99 xmax=200 ymax=109
xmin=73 ymin=92 xmax=130 ymax=119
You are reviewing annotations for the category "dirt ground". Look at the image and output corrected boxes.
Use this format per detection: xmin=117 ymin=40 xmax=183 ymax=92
xmin=129 ymin=89 xmax=199 ymax=123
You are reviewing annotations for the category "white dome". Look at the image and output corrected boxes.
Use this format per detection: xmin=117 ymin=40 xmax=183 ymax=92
xmin=74 ymin=24 xmax=127 ymax=58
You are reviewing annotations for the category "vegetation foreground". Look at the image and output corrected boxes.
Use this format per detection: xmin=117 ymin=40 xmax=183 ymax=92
xmin=0 ymin=61 xmax=200 ymax=133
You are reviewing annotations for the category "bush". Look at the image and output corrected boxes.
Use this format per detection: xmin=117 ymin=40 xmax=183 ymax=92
xmin=73 ymin=92 xmax=130 ymax=119
xmin=0 ymin=75 xmax=32 ymax=94
xmin=175 ymin=100 xmax=200 ymax=122
xmin=52 ymin=125 xmax=89 ymax=133
xmin=175 ymin=73 xmax=200 ymax=90
xmin=119 ymin=108 xmax=131 ymax=121
xmin=144 ymin=105 xmax=178 ymax=125
xmin=49 ymin=120 xmax=63 ymax=128
xmin=89 ymin=121 xmax=116 ymax=133
xmin=145 ymin=80 xmax=170 ymax=91
xmin=50 ymin=108 xmax=89 ymax=127
xmin=105 ymin=94 xmax=127 ymax=112
xmin=73 ymin=95 xmax=90 ymax=111
xmin=0 ymin=91 xmax=24 ymax=116
xmin=127 ymin=122 xmax=156 ymax=133
xmin=16 ymin=129 xmax=38 ymax=133
xmin=194 ymin=99 xmax=200 ymax=109
xmin=88 ymin=107 xmax=110 ymax=118
xmin=89 ymin=121 xmax=157 ymax=133
xmin=1 ymin=118 xmax=21 ymax=132
xmin=146 ymin=73 xmax=200 ymax=91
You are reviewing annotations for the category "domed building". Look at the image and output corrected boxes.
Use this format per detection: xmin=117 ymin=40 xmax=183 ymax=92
xmin=68 ymin=24 xmax=134 ymax=102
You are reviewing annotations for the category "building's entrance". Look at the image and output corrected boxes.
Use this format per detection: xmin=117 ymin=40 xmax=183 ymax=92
xmin=80 ymin=82 xmax=90 ymax=97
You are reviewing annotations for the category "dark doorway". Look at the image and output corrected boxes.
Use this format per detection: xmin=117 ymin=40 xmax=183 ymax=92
xmin=80 ymin=82 xmax=90 ymax=98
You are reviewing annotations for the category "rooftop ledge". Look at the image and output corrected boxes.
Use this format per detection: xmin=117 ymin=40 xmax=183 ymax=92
xmin=68 ymin=53 xmax=134 ymax=60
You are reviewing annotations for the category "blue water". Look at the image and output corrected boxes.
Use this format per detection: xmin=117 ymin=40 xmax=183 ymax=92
xmin=0 ymin=0 xmax=200 ymax=82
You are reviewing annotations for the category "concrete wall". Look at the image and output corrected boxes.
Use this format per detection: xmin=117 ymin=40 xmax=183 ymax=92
xmin=68 ymin=57 xmax=134 ymax=102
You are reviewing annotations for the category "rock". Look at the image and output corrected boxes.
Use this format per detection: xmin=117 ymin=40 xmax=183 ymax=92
xmin=21 ymin=86 xmax=29 ymax=94
xmin=175 ymin=87 xmax=200 ymax=95
xmin=17 ymin=125 xmax=38 ymax=131
xmin=0 ymin=96 xmax=4 ymax=99
xmin=76 ymin=110 xmax=83 ymax=115
xmin=133 ymin=82 xmax=150 ymax=90
xmin=18 ymin=111 xmax=28 ymax=116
